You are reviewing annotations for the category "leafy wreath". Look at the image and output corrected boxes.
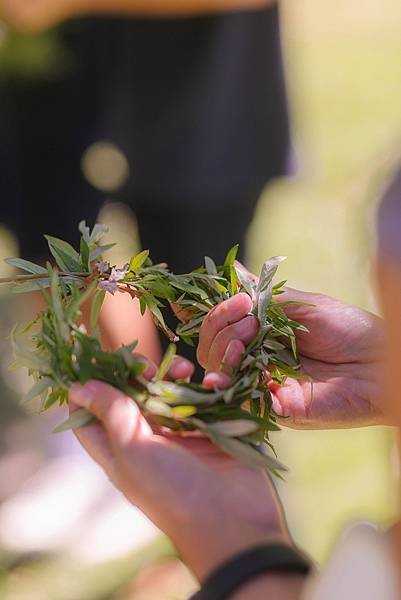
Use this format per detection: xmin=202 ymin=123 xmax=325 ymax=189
xmin=2 ymin=222 xmax=310 ymax=474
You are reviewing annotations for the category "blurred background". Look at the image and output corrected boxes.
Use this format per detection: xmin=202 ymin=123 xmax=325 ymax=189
xmin=0 ymin=0 xmax=400 ymax=597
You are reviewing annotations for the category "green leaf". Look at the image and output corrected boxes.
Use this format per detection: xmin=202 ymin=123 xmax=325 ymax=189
xmin=11 ymin=278 xmax=51 ymax=293
xmin=207 ymin=419 xmax=260 ymax=437
xmin=5 ymin=258 xmax=48 ymax=274
xmin=50 ymin=269 xmax=64 ymax=324
xmin=129 ymin=250 xmax=150 ymax=273
xmin=209 ymin=435 xmax=287 ymax=472
xmin=78 ymin=220 xmax=91 ymax=243
xmin=145 ymin=399 xmax=173 ymax=417
xmin=234 ymin=262 xmax=257 ymax=301
xmin=89 ymin=244 xmax=115 ymax=262
xmin=90 ymin=289 xmax=106 ymax=329
xmin=80 ymin=238 xmax=90 ymax=271
xmin=65 ymin=280 xmax=98 ymax=323
xmin=89 ymin=224 xmax=108 ymax=245
xmin=21 ymin=377 xmax=54 ymax=405
xmin=224 ymin=244 xmax=239 ymax=268
xmin=229 ymin=265 xmax=239 ymax=296
xmin=45 ymin=235 xmax=82 ymax=272
xmin=256 ymin=256 xmax=286 ymax=323
xmin=205 ymin=256 xmax=218 ymax=276
xmin=171 ymin=405 xmax=197 ymax=417
xmin=147 ymin=381 xmax=223 ymax=405
xmin=53 ymin=408 xmax=97 ymax=433
xmin=156 ymin=344 xmax=176 ymax=381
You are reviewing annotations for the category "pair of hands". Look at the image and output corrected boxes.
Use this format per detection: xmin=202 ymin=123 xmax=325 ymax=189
xmin=69 ymin=279 xmax=383 ymax=584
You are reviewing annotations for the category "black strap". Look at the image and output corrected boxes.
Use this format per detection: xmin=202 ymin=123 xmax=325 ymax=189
xmin=189 ymin=544 xmax=311 ymax=600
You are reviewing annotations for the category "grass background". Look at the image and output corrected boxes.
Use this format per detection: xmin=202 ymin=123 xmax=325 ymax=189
xmin=1 ymin=0 xmax=401 ymax=596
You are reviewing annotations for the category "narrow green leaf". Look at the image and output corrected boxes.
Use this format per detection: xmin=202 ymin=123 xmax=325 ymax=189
xmin=53 ymin=408 xmax=97 ymax=433
xmin=229 ymin=265 xmax=239 ymax=296
xmin=205 ymin=256 xmax=218 ymax=276
xmin=207 ymin=419 xmax=260 ymax=437
xmin=224 ymin=244 xmax=239 ymax=268
xmin=78 ymin=220 xmax=91 ymax=243
xmin=209 ymin=435 xmax=287 ymax=472
xmin=171 ymin=405 xmax=197 ymax=417
xmin=90 ymin=289 xmax=106 ymax=329
xmin=80 ymin=238 xmax=90 ymax=271
xmin=156 ymin=344 xmax=176 ymax=381
xmin=66 ymin=280 xmax=98 ymax=323
xmin=45 ymin=235 xmax=82 ymax=272
xmin=11 ymin=278 xmax=51 ymax=293
xmin=5 ymin=258 xmax=48 ymax=275
xmin=89 ymin=244 xmax=116 ymax=262
xmin=147 ymin=381 xmax=223 ymax=405
xmin=89 ymin=224 xmax=108 ymax=245
xmin=21 ymin=377 xmax=54 ymax=405
xmin=129 ymin=250 xmax=150 ymax=273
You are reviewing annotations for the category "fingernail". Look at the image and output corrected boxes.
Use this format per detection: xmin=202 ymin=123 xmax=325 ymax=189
xmin=222 ymin=340 xmax=239 ymax=367
xmin=203 ymin=372 xmax=230 ymax=390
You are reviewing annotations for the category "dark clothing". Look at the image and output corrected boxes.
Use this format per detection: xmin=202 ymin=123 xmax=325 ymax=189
xmin=134 ymin=185 xmax=262 ymax=376
xmin=0 ymin=5 xmax=288 ymax=255
xmin=92 ymin=5 xmax=289 ymax=203
xmin=0 ymin=23 xmax=103 ymax=258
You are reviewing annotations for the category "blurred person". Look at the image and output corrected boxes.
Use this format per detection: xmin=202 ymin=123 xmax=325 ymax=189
xmin=0 ymin=0 xmax=290 ymax=562
xmin=0 ymin=0 xmax=290 ymax=370
xmin=68 ymin=169 xmax=401 ymax=598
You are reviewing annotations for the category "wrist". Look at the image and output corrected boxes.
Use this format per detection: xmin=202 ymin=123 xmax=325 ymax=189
xmin=173 ymin=512 xmax=290 ymax=581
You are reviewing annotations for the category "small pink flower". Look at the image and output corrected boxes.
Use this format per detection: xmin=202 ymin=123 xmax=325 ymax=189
xmin=109 ymin=264 xmax=129 ymax=282
xmin=96 ymin=261 xmax=109 ymax=275
xmin=98 ymin=279 xmax=118 ymax=295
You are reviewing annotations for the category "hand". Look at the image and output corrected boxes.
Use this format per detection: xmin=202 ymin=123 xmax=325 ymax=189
xmin=198 ymin=272 xmax=385 ymax=429
xmin=0 ymin=0 xmax=78 ymax=32
xmin=69 ymin=374 xmax=290 ymax=581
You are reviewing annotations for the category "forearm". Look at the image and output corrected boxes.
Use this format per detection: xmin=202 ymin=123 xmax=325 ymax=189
xmin=72 ymin=0 xmax=273 ymax=17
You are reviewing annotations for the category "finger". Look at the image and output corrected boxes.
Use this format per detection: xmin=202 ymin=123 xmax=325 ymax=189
xmin=273 ymin=286 xmax=317 ymax=321
xmin=233 ymin=260 xmax=258 ymax=282
xmin=69 ymin=399 xmax=114 ymax=472
xmin=197 ymin=293 xmax=253 ymax=368
xmin=69 ymin=380 xmax=153 ymax=448
xmin=203 ymin=339 xmax=246 ymax=389
xmin=133 ymin=354 xmax=157 ymax=380
xmin=203 ymin=371 xmax=231 ymax=390
xmin=167 ymin=355 xmax=195 ymax=381
xmin=207 ymin=316 xmax=259 ymax=372
xmin=222 ymin=339 xmax=245 ymax=373
xmin=171 ymin=303 xmax=194 ymax=323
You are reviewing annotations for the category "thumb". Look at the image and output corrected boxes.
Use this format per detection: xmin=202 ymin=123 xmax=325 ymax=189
xmin=69 ymin=380 xmax=152 ymax=448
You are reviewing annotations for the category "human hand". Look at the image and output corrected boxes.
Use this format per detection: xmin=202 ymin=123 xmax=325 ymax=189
xmin=69 ymin=375 xmax=290 ymax=581
xmin=198 ymin=267 xmax=384 ymax=429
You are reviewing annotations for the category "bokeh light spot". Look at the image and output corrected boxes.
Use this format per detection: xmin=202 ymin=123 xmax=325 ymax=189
xmin=81 ymin=141 xmax=129 ymax=193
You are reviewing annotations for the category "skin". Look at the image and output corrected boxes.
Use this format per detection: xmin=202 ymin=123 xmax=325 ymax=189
xmin=69 ymin=377 xmax=306 ymax=598
xmin=199 ymin=266 xmax=384 ymax=429
xmin=67 ymin=278 xmax=383 ymax=597
xmin=0 ymin=0 xmax=274 ymax=33
xmin=376 ymin=258 xmax=401 ymax=570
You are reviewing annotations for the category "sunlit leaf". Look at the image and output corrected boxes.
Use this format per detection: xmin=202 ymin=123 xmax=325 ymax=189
xmin=5 ymin=258 xmax=48 ymax=274
xmin=53 ymin=408 xmax=97 ymax=433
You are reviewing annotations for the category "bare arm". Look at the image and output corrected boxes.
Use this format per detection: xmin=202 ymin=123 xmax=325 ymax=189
xmin=1 ymin=0 xmax=274 ymax=34
xmin=78 ymin=0 xmax=274 ymax=16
